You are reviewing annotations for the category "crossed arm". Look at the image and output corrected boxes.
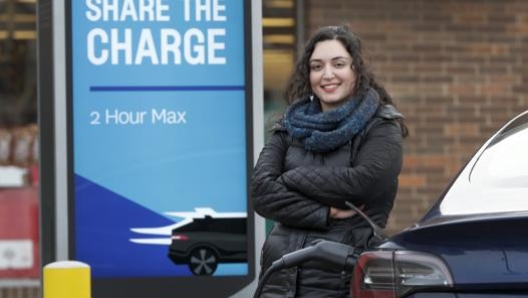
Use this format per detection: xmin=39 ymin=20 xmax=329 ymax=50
xmin=278 ymin=121 xmax=403 ymax=209
xmin=251 ymin=120 xmax=402 ymax=230
xmin=251 ymin=131 xmax=331 ymax=230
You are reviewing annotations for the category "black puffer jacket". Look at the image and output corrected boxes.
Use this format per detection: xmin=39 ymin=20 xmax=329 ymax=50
xmin=251 ymin=105 xmax=404 ymax=298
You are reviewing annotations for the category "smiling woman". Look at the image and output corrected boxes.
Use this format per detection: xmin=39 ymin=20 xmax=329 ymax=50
xmin=308 ymin=40 xmax=356 ymax=111
xmin=251 ymin=25 xmax=408 ymax=298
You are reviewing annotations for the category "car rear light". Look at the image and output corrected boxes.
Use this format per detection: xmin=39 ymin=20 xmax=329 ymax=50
xmin=171 ymin=234 xmax=189 ymax=241
xmin=352 ymin=251 xmax=453 ymax=298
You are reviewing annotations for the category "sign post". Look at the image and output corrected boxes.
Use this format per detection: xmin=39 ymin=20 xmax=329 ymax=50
xmin=39 ymin=0 xmax=264 ymax=297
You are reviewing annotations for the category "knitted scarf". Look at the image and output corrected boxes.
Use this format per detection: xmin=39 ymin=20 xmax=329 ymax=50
xmin=283 ymin=88 xmax=380 ymax=152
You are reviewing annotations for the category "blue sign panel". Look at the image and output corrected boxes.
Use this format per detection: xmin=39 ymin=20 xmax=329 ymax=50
xmin=69 ymin=1 xmax=251 ymax=289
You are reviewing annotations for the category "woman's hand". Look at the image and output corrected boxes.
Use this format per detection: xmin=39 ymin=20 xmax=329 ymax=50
xmin=329 ymin=204 xmax=365 ymax=219
xmin=329 ymin=207 xmax=357 ymax=219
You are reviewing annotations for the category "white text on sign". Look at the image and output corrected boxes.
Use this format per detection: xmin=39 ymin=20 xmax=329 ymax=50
xmin=89 ymin=109 xmax=187 ymax=125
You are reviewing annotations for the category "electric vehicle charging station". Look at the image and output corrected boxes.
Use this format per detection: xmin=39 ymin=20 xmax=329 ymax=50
xmin=38 ymin=0 xmax=265 ymax=297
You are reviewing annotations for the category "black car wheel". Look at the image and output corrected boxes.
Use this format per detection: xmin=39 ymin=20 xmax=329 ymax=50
xmin=188 ymin=247 xmax=218 ymax=276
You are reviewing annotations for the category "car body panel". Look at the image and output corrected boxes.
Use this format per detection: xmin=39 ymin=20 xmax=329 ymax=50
xmin=385 ymin=216 xmax=528 ymax=287
xmin=366 ymin=110 xmax=528 ymax=297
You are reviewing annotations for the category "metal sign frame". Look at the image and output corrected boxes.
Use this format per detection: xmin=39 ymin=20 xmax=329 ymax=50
xmin=39 ymin=0 xmax=264 ymax=297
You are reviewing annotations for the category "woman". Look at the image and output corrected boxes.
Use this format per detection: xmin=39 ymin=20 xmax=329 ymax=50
xmin=251 ymin=25 xmax=408 ymax=298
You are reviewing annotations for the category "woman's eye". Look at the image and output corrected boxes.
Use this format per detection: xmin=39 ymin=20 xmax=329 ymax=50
xmin=310 ymin=64 xmax=322 ymax=71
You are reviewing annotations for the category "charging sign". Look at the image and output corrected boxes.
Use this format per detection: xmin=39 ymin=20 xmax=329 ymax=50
xmin=68 ymin=0 xmax=254 ymax=296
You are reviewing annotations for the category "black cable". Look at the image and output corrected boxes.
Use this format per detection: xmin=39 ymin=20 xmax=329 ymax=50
xmin=253 ymin=240 xmax=357 ymax=297
xmin=345 ymin=201 xmax=387 ymax=243
xmin=253 ymin=261 xmax=282 ymax=298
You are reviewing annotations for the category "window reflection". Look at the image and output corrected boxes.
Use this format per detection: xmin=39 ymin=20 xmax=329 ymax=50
xmin=263 ymin=0 xmax=296 ymax=139
xmin=470 ymin=125 xmax=528 ymax=188
xmin=0 ymin=0 xmax=37 ymax=127
xmin=0 ymin=0 xmax=40 ymax=289
xmin=440 ymin=117 xmax=528 ymax=216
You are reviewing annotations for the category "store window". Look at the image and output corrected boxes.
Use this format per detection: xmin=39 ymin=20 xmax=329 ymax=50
xmin=0 ymin=0 xmax=38 ymax=173
xmin=262 ymin=0 xmax=298 ymax=138
xmin=0 ymin=0 xmax=40 ymax=290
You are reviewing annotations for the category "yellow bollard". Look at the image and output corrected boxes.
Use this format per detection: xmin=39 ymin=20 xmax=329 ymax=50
xmin=43 ymin=261 xmax=91 ymax=298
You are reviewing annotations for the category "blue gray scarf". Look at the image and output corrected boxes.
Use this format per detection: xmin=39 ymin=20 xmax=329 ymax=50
xmin=283 ymin=88 xmax=380 ymax=152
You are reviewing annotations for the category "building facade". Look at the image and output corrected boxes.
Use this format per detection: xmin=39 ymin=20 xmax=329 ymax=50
xmin=1 ymin=0 xmax=527 ymax=296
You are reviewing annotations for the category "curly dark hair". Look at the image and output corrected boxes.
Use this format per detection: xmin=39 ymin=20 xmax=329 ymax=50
xmin=283 ymin=25 xmax=408 ymax=137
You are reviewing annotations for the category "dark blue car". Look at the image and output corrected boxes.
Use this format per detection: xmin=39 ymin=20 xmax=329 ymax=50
xmin=351 ymin=110 xmax=528 ymax=297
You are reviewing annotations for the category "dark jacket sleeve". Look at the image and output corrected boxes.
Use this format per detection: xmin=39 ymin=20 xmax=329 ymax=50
xmin=278 ymin=119 xmax=403 ymax=208
xmin=251 ymin=130 xmax=330 ymax=230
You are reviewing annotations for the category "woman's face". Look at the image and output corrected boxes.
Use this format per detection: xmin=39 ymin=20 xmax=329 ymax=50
xmin=309 ymin=40 xmax=356 ymax=111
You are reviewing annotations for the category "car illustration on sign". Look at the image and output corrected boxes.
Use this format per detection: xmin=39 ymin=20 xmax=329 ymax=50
xmin=130 ymin=208 xmax=247 ymax=276
xmin=168 ymin=214 xmax=247 ymax=275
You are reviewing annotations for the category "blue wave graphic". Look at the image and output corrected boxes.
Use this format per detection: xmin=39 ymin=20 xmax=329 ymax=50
xmin=74 ymin=174 xmax=247 ymax=278
xmin=74 ymin=174 xmax=191 ymax=278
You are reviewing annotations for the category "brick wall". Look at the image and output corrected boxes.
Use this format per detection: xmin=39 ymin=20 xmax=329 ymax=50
xmin=306 ymin=0 xmax=528 ymax=234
